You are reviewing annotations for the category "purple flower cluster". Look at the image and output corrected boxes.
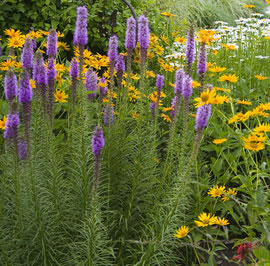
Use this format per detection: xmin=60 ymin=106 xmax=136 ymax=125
xmin=4 ymin=71 xmax=17 ymax=101
xmin=115 ymin=55 xmax=125 ymax=72
xmin=47 ymin=57 xmax=56 ymax=81
xmin=185 ymin=27 xmax=195 ymax=74
xmin=18 ymin=141 xmax=28 ymax=160
xmin=138 ymin=16 xmax=150 ymax=49
xmin=19 ymin=70 xmax=33 ymax=103
xmin=85 ymin=69 xmax=97 ymax=99
xmin=33 ymin=51 xmax=47 ymax=86
xmin=21 ymin=37 xmax=33 ymax=70
xmin=156 ymin=74 xmax=164 ymax=90
xmin=73 ymin=6 xmax=88 ymax=46
xmin=195 ymin=104 xmax=212 ymax=131
xmin=91 ymin=126 xmax=105 ymax=156
xmin=108 ymin=35 xmax=118 ymax=62
xmin=4 ymin=113 xmax=20 ymax=139
xmin=197 ymin=43 xmax=207 ymax=75
xmin=104 ymin=104 xmax=114 ymax=127
xmin=174 ymin=69 xmax=185 ymax=94
xmin=182 ymin=75 xmax=193 ymax=98
xmin=47 ymin=29 xmax=58 ymax=58
xmin=70 ymin=57 xmax=79 ymax=78
xmin=125 ymin=17 xmax=136 ymax=49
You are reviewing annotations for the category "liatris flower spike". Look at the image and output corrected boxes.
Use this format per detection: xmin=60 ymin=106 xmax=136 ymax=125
xmin=18 ymin=141 xmax=28 ymax=160
xmin=186 ymin=26 xmax=195 ymax=75
xmin=125 ymin=17 xmax=136 ymax=50
xmin=85 ymin=68 xmax=97 ymax=100
xmin=104 ymin=104 xmax=114 ymax=127
xmin=138 ymin=15 xmax=150 ymax=49
xmin=195 ymin=104 xmax=212 ymax=131
xmin=46 ymin=29 xmax=58 ymax=58
xmin=47 ymin=57 xmax=56 ymax=121
xmin=4 ymin=70 xmax=18 ymax=102
xmin=182 ymin=75 xmax=193 ymax=98
xmin=21 ymin=36 xmax=33 ymax=70
xmin=197 ymin=43 xmax=207 ymax=86
xmin=115 ymin=54 xmax=125 ymax=89
xmin=174 ymin=69 xmax=185 ymax=94
xmin=4 ymin=113 xmax=20 ymax=139
xmin=73 ymin=6 xmax=88 ymax=46
xmin=108 ymin=35 xmax=118 ymax=62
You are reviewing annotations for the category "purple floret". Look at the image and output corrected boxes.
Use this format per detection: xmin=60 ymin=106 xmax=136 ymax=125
xmin=73 ymin=6 xmax=88 ymax=46
xmin=195 ymin=104 xmax=212 ymax=131
xmin=91 ymin=125 xmax=105 ymax=156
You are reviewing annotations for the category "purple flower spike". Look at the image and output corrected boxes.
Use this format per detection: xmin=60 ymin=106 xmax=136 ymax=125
xmin=115 ymin=55 xmax=125 ymax=72
xmin=197 ymin=43 xmax=207 ymax=85
xmin=104 ymin=104 xmax=114 ymax=126
xmin=108 ymin=35 xmax=118 ymax=62
xmin=182 ymin=75 xmax=193 ymax=98
xmin=4 ymin=113 xmax=20 ymax=139
xmin=92 ymin=126 xmax=105 ymax=156
xmin=18 ymin=141 xmax=28 ymax=160
xmin=47 ymin=57 xmax=56 ymax=81
xmin=85 ymin=68 xmax=97 ymax=99
xmin=33 ymin=51 xmax=47 ymax=86
xmin=73 ymin=6 xmax=88 ymax=46
xmin=70 ymin=57 xmax=79 ymax=78
xmin=21 ymin=36 xmax=33 ymax=70
xmin=138 ymin=16 xmax=150 ymax=49
xmin=186 ymin=26 xmax=195 ymax=74
xmin=19 ymin=70 xmax=32 ymax=103
xmin=4 ymin=71 xmax=17 ymax=101
xmin=174 ymin=69 xmax=185 ymax=94
xmin=171 ymin=96 xmax=177 ymax=118
xmin=47 ymin=29 xmax=58 ymax=58
xmin=195 ymin=104 xmax=212 ymax=131
xmin=125 ymin=17 xmax=136 ymax=49
xmin=32 ymin=38 xmax=37 ymax=50
xmin=156 ymin=74 xmax=164 ymax=90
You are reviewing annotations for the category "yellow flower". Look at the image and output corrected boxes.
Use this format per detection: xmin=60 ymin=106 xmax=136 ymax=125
xmin=210 ymin=95 xmax=229 ymax=105
xmin=208 ymin=66 xmax=226 ymax=73
xmin=197 ymin=29 xmax=217 ymax=45
xmin=264 ymin=36 xmax=270 ymax=40
xmin=215 ymin=218 xmax=229 ymax=226
xmin=4 ymin=29 xmax=23 ymax=38
xmin=175 ymin=36 xmax=186 ymax=44
xmin=130 ymin=73 xmax=140 ymax=80
xmin=146 ymin=71 xmax=156 ymax=78
xmin=254 ymin=123 xmax=270 ymax=133
xmin=192 ymin=81 xmax=201 ymax=88
xmin=208 ymin=185 xmax=226 ymax=198
xmin=58 ymin=41 xmax=70 ymax=51
xmin=211 ymin=49 xmax=218 ymax=55
xmin=228 ymin=112 xmax=250 ymax=124
xmin=236 ymin=100 xmax=252 ymax=105
xmin=26 ymin=31 xmax=43 ymax=39
xmin=154 ymin=45 xmax=164 ymax=55
xmin=221 ymin=43 xmax=237 ymax=50
xmin=56 ymin=73 xmax=64 ymax=86
xmin=160 ymin=35 xmax=169 ymax=44
xmin=161 ymin=63 xmax=174 ymax=72
xmin=243 ymin=133 xmax=267 ymax=143
xmin=160 ymin=12 xmax=176 ymax=18
xmin=7 ymin=36 xmax=25 ymax=48
xmin=212 ymin=138 xmax=227 ymax=144
xmin=194 ymin=213 xmax=217 ymax=227
xmin=219 ymin=74 xmax=239 ymax=83
xmin=54 ymin=89 xmax=68 ymax=103
xmin=243 ymin=4 xmax=255 ymax=8
xmin=227 ymin=188 xmax=237 ymax=196
xmin=244 ymin=141 xmax=265 ymax=151
xmin=162 ymin=106 xmax=173 ymax=112
xmin=161 ymin=113 xmax=171 ymax=123
xmin=255 ymin=75 xmax=268 ymax=80
xmin=30 ymin=79 xmax=36 ymax=89
xmin=222 ymin=196 xmax=229 ymax=202
xmin=0 ymin=116 xmax=7 ymax=130
xmin=0 ymin=59 xmax=16 ymax=70
xmin=213 ymin=87 xmax=231 ymax=93
xmin=174 ymin=226 xmax=189 ymax=239
xmin=194 ymin=88 xmax=216 ymax=108
xmin=132 ymin=111 xmax=139 ymax=119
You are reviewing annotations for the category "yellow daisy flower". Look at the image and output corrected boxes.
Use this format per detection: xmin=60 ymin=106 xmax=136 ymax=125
xmin=255 ymin=75 xmax=268 ymax=80
xmin=0 ymin=116 xmax=7 ymax=130
xmin=54 ymin=89 xmax=68 ymax=103
xmin=219 ymin=74 xmax=239 ymax=83
xmin=174 ymin=226 xmax=189 ymax=239
xmin=7 ymin=36 xmax=25 ymax=48
xmin=192 ymin=81 xmax=201 ymax=88
xmin=194 ymin=88 xmax=216 ymax=108
xmin=236 ymin=100 xmax=252 ymax=105
xmin=161 ymin=113 xmax=171 ymax=123
xmin=215 ymin=218 xmax=229 ymax=226
xmin=208 ymin=66 xmax=226 ymax=73
xmin=194 ymin=213 xmax=217 ymax=227
xmin=254 ymin=123 xmax=270 ymax=133
xmin=175 ymin=37 xmax=186 ymax=44
xmin=212 ymin=138 xmax=227 ymax=144
xmin=208 ymin=185 xmax=226 ymax=198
